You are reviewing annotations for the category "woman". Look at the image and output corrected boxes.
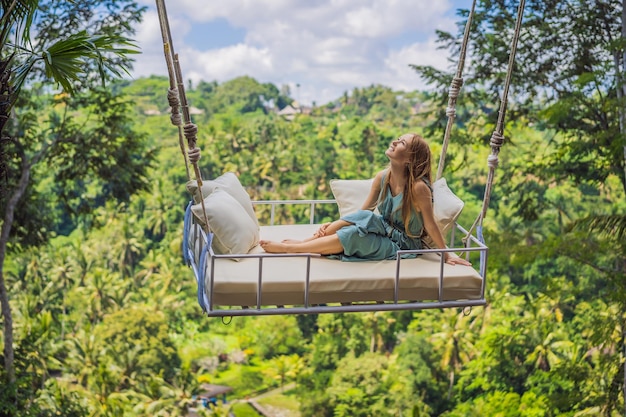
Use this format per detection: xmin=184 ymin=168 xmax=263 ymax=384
xmin=260 ymin=133 xmax=472 ymax=266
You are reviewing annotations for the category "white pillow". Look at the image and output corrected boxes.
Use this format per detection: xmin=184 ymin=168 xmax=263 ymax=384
xmin=330 ymin=177 xmax=463 ymax=235
xmin=330 ymin=178 xmax=374 ymax=217
xmin=186 ymin=172 xmax=258 ymax=229
xmin=191 ymin=189 xmax=260 ymax=256
xmin=432 ymin=177 xmax=464 ymax=235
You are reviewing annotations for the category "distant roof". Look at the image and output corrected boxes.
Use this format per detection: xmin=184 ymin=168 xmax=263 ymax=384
xmin=189 ymin=106 xmax=205 ymax=115
xmin=197 ymin=384 xmax=233 ymax=398
xmin=277 ymin=104 xmax=299 ymax=116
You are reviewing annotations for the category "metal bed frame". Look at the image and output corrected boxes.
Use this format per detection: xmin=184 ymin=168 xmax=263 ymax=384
xmin=183 ymin=199 xmax=488 ymax=317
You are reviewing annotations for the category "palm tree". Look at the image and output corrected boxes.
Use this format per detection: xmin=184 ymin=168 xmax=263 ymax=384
xmin=134 ymin=373 xmax=200 ymax=415
xmin=142 ymin=178 xmax=175 ymax=240
xmin=64 ymin=329 xmax=103 ymax=387
xmin=0 ymin=0 xmax=138 ymax=382
xmin=79 ymin=268 xmax=126 ymax=322
xmin=569 ymin=214 xmax=626 ymax=416
xmin=113 ymin=214 xmax=146 ymax=277
xmin=429 ymin=309 xmax=478 ymax=400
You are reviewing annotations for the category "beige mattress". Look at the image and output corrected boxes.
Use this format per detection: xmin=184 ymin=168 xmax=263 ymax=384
xmin=204 ymin=224 xmax=483 ymax=307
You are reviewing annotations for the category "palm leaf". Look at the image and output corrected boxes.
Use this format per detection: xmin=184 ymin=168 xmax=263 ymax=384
xmin=12 ymin=30 xmax=139 ymax=94
xmin=570 ymin=214 xmax=626 ymax=243
xmin=0 ymin=0 xmax=38 ymax=47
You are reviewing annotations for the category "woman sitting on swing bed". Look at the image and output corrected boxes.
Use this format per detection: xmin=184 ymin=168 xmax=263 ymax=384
xmin=259 ymin=133 xmax=471 ymax=266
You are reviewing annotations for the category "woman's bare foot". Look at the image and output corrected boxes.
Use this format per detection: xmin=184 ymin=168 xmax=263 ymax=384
xmin=260 ymin=240 xmax=289 ymax=253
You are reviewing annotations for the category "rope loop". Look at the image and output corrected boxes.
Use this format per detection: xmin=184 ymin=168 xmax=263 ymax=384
xmin=448 ymin=77 xmax=463 ymax=97
xmin=448 ymin=85 xmax=459 ymax=99
xmin=184 ymin=122 xmax=199 ymax=148
xmin=490 ymin=131 xmax=504 ymax=149
xmin=445 ymin=79 xmax=464 ymax=117
xmin=170 ymin=113 xmax=182 ymax=126
xmin=167 ymin=87 xmax=180 ymax=107
xmin=447 ymin=80 xmax=462 ymax=100
xmin=487 ymin=154 xmax=499 ymax=169
xmin=167 ymin=88 xmax=182 ymax=126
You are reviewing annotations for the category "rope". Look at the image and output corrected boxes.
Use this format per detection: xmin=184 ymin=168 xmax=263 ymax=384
xmin=436 ymin=0 xmax=477 ymax=181
xmin=155 ymin=0 xmax=210 ymax=230
xmin=465 ymin=0 xmax=526 ymax=242
xmin=155 ymin=0 xmax=190 ymax=180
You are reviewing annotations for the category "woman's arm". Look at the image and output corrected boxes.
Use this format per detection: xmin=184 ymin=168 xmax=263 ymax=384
xmin=413 ymin=181 xmax=471 ymax=266
xmin=360 ymin=170 xmax=385 ymax=210
xmin=316 ymin=172 xmax=384 ymax=238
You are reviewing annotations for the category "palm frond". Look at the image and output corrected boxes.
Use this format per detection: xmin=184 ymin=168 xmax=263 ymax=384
xmin=12 ymin=30 xmax=139 ymax=94
xmin=570 ymin=214 xmax=626 ymax=243
xmin=0 ymin=0 xmax=38 ymax=47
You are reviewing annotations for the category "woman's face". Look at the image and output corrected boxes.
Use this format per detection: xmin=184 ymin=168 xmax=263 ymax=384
xmin=385 ymin=133 xmax=414 ymax=163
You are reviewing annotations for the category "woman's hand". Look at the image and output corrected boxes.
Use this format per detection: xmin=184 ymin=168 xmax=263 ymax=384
xmin=314 ymin=222 xmax=331 ymax=237
xmin=445 ymin=253 xmax=472 ymax=266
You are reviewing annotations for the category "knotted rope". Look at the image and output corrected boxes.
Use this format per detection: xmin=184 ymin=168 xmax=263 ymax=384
xmin=155 ymin=0 xmax=209 ymax=229
xmin=155 ymin=1 xmax=189 ymax=180
xmin=436 ymin=0 xmax=477 ymax=181
xmin=465 ymin=0 xmax=526 ymax=242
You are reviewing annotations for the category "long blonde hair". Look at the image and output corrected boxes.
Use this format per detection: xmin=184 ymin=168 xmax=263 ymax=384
xmin=379 ymin=134 xmax=432 ymax=237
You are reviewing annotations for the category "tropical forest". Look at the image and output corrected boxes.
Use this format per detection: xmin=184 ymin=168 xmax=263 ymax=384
xmin=1 ymin=1 xmax=625 ymax=416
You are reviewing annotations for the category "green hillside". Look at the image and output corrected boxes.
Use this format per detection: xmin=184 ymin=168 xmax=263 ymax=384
xmin=1 ymin=73 xmax=624 ymax=416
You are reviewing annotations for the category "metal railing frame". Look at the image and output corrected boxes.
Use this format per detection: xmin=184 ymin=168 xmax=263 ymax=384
xmin=183 ymin=200 xmax=488 ymax=317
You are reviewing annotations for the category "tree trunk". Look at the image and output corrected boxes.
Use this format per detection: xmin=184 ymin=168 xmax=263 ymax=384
xmin=622 ymin=1 xmax=626 ymax=191
xmin=0 ymin=273 xmax=12 ymax=384
xmin=447 ymin=370 xmax=455 ymax=401
xmin=0 ymin=148 xmax=31 ymax=384
xmin=620 ymin=306 xmax=626 ymax=417
xmin=620 ymin=4 xmax=626 ymax=410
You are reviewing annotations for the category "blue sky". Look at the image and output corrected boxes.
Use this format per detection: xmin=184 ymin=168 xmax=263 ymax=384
xmin=132 ymin=0 xmax=470 ymax=105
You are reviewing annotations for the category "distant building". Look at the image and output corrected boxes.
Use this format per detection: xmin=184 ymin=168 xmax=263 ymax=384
xmin=410 ymin=102 xmax=423 ymax=115
xmin=187 ymin=384 xmax=233 ymax=416
xmin=277 ymin=102 xmax=312 ymax=120
xmin=189 ymin=106 xmax=205 ymax=115
xmin=277 ymin=104 xmax=300 ymax=121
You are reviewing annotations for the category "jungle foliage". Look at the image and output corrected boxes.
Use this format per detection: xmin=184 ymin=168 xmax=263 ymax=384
xmin=1 ymin=0 xmax=625 ymax=416
xmin=0 ymin=72 xmax=623 ymax=416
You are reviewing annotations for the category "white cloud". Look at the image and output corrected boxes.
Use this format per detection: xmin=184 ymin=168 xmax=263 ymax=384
xmin=342 ymin=1 xmax=448 ymax=38
xmin=381 ymin=38 xmax=454 ymax=92
xmin=132 ymin=0 xmax=464 ymax=104
xmin=183 ymin=44 xmax=274 ymax=85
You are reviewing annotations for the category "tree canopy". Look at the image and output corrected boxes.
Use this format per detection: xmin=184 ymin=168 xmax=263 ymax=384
xmin=1 ymin=1 xmax=625 ymax=415
xmin=0 ymin=0 xmax=148 ymax=396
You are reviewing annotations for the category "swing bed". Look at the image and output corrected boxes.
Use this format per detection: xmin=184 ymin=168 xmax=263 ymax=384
xmin=155 ymin=0 xmax=526 ymax=317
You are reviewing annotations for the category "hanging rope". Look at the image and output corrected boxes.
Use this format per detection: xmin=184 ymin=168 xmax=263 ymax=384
xmin=465 ymin=0 xmax=526 ymax=242
xmin=436 ymin=0 xmax=477 ymax=181
xmin=155 ymin=0 xmax=210 ymax=229
xmin=155 ymin=0 xmax=190 ymax=180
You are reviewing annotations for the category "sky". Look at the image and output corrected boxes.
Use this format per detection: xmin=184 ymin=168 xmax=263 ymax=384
xmin=132 ymin=0 xmax=469 ymax=106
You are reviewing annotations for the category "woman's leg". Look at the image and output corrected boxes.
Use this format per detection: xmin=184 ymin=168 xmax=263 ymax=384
xmin=323 ymin=219 xmax=351 ymax=236
xmin=261 ymin=234 xmax=343 ymax=255
xmin=282 ymin=219 xmax=352 ymax=244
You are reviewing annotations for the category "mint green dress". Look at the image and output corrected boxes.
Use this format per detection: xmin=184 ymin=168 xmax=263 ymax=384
xmin=335 ymin=176 xmax=426 ymax=261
